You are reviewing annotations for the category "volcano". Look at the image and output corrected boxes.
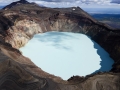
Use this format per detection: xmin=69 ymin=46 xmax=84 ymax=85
xmin=0 ymin=0 xmax=120 ymax=90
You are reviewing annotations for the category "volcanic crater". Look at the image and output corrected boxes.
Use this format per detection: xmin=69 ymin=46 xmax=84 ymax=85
xmin=0 ymin=0 xmax=120 ymax=90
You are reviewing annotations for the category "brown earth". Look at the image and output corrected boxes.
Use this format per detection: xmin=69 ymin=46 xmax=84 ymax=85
xmin=0 ymin=0 xmax=120 ymax=90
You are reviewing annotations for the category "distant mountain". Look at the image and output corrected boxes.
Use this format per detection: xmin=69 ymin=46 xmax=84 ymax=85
xmin=91 ymin=14 xmax=120 ymax=29
xmin=0 ymin=6 xmax=4 ymax=9
xmin=83 ymin=8 xmax=120 ymax=14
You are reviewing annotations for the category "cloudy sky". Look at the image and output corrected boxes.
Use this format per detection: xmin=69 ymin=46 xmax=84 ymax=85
xmin=0 ymin=0 xmax=120 ymax=8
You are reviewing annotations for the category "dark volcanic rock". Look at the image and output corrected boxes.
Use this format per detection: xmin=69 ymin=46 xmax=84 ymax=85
xmin=3 ymin=0 xmax=29 ymax=10
xmin=0 ymin=0 xmax=120 ymax=90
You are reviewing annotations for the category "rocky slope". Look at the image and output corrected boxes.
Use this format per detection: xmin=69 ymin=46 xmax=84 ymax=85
xmin=0 ymin=0 xmax=120 ymax=90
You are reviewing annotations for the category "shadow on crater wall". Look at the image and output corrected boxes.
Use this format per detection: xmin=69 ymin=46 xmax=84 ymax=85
xmin=91 ymin=39 xmax=114 ymax=74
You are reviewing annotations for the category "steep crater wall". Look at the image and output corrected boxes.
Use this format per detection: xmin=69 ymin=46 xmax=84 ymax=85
xmin=0 ymin=8 xmax=120 ymax=73
xmin=1 ymin=12 xmax=109 ymax=48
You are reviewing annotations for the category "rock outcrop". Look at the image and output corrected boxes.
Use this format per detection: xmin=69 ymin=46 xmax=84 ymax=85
xmin=0 ymin=0 xmax=120 ymax=90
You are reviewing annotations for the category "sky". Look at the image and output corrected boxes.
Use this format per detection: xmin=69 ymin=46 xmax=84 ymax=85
xmin=0 ymin=0 xmax=120 ymax=8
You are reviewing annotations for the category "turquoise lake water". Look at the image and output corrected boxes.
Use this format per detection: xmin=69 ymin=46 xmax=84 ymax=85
xmin=19 ymin=31 xmax=114 ymax=80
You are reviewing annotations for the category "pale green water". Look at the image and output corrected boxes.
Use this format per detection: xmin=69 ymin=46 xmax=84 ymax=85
xmin=20 ymin=31 xmax=114 ymax=80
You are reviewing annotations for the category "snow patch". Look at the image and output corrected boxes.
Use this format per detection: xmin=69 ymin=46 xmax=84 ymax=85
xmin=72 ymin=8 xmax=75 ymax=10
